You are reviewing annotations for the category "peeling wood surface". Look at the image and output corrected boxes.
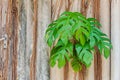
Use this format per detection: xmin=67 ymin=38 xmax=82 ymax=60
xmin=0 ymin=0 xmax=119 ymax=80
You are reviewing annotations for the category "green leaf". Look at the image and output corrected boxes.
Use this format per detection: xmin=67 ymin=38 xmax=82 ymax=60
xmin=75 ymin=28 xmax=81 ymax=41
xmin=78 ymin=49 xmax=85 ymax=60
xmin=79 ymin=33 xmax=86 ymax=46
xmin=101 ymin=37 xmax=111 ymax=42
xmin=74 ymin=12 xmax=86 ymax=19
xmin=45 ymin=11 xmax=113 ymax=72
xmin=72 ymin=22 xmax=79 ymax=34
xmin=48 ymin=20 xmax=57 ymax=27
xmin=55 ymin=20 xmax=67 ymax=29
xmin=87 ymin=18 xmax=102 ymax=27
xmin=98 ymin=43 xmax=103 ymax=54
xmin=102 ymin=41 xmax=112 ymax=48
xmin=104 ymin=47 xmax=110 ymax=59
xmin=60 ymin=11 xmax=72 ymax=16
xmin=53 ymin=29 xmax=59 ymax=39
xmin=46 ymin=26 xmax=55 ymax=33
xmin=90 ymin=36 xmax=96 ymax=48
xmin=64 ymin=53 xmax=70 ymax=61
xmin=92 ymin=33 xmax=101 ymax=41
xmin=66 ymin=42 xmax=73 ymax=56
xmin=71 ymin=58 xmax=82 ymax=72
xmin=83 ymin=51 xmax=93 ymax=67
xmin=93 ymin=27 xmax=103 ymax=34
xmin=47 ymin=36 xmax=53 ymax=47
xmin=75 ymin=44 xmax=82 ymax=55
xmin=69 ymin=19 xmax=75 ymax=26
xmin=61 ymin=33 xmax=68 ymax=45
xmin=50 ymin=53 xmax=59 ymax=67
xmin=58 ymin=53 xmax=66 ymax=68
xmin=50 ymin=59 xmax=56 ymax=67
xmin=55 ymin=40 xmax=64 ymax=47
xmin=80 ymin=27 xmax=90 ymax=38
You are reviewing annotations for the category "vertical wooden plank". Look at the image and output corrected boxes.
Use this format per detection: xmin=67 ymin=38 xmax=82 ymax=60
xmin=0 ymin=0 xmax=3 ymax=74
xmin=0 ymin=0 xmax=3 ymax=79
xmin=17 ymin=0 xmax=27 ymax=80
xmin=68 ymin=1 xmax=85 ymax=80
xmin=51 ymin=0 xmax=95 ymax=80
xmin=51 ymin=0 xmax=67 ymax=80
xmin=0 ymin=42 xmax=3 ymax=80
xmin=11 ymin=0 xmax=19 ymax=80
xmin=93 ymin=0 xmax=102 ymax=80
xmin=84 ymin=0 xmax=95 ymax=80
xmin=111 ymin=0 xmax=120 ymax=80
xmin=1 ymin=0 xmax=9 ymax=80
xmin=100 ymin=0 xmax=110 ymax=80
xmin=5 ymin=0 xmax=19 ymax=79
xmin=69 ymin=0 xmax=81 ymax=12
xmin=30 ymin=0 xmax=38 ymax=80
xmin=25 ymin=0 xmax=34 ymax=79
xmin=36 ymin=0 xmax=51 ymax=80
xmin=0 ymin=0 xmax=2 ymax=34
xmin=6 ymin=0 xmax=13 ymax=80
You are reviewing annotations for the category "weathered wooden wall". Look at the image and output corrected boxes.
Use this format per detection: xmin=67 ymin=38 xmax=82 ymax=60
xmin=0 ymin=0 xmax=119 ymax=80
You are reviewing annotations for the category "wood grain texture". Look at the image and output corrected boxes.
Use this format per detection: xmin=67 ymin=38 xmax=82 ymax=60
xmin=11 ymin=0 xmax=19 ymax=80
xmin=100 ymin=0 xmax=110 ymax=80
xmin=30 ymin=0 xmax=38 ymax=80
xmin=17 ymin=0 xmax=27 ymax=80
xmin=36 ymin=0 xmax=51 ymax=80
xmin=51 ymin=0 xmax=92 ymax=80
xmin=51 ymin=0 xmax=67 ymax=80
xmin=0 ymin=42 xmax=3 ymax=80
xmin=84 ymin=0 xmax=94 ymax=80
xmin=25 ymin=0 xmax=34 ymax=79
xmin=93 ymin=0 xmax=102 ymax=80
xmin=0 ymin=0 xmax=2 ymax=36
xmin=0 ymin=0 xmax=3 ymax=80
xmin=1 ymin=0 xmax=19 ymax=80
xmin=111 ymin=0 xmax=120 ymax=80
xmin=6 ymin=0 xmax=13 ymax=80
xmin=1 ymin=0 xmax=9 ymax=80
xmin=68 ymin=0 xmax=84 ymax=80
xmin=0 ymin=0 xmax=119 ymax=80
xmin=69 ymin=0 xmax=81 ymax=12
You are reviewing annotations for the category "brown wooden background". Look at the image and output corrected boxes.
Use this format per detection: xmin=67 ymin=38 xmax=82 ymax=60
xmin=0 ymin=0 xmax=120 ymax=80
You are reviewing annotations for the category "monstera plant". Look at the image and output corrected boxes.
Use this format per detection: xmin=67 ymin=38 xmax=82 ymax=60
xmin=45 ymin=12 xmax=112 ymax=72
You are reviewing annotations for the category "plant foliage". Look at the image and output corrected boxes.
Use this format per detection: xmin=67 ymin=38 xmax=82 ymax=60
xmin=45 ymin=11 xmax=112 ymax=72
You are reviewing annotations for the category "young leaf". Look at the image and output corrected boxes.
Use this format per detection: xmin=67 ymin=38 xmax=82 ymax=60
xmin=50 ymin=53 xmax=59 ymax=67
xmin=71 ymin=58 xmax=82 ymax=72
xmin=66 ymin=42 xmax=73 ymax=56
xmin=47 ymin=36 xmax=53 ymax=47
xmin=45 ymin=11 xmax=112 ymax=72
xmin=58 ymin=53 xmax=66 ymax=68
xmin=104 ymin=47 xmax=110 ymax=59
xmin=79 ymin=33 xmax=86 ymax=46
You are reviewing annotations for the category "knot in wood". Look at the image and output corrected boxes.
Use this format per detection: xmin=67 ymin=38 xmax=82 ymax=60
xmin=11 ymin=7 xmax=18 ymax=14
